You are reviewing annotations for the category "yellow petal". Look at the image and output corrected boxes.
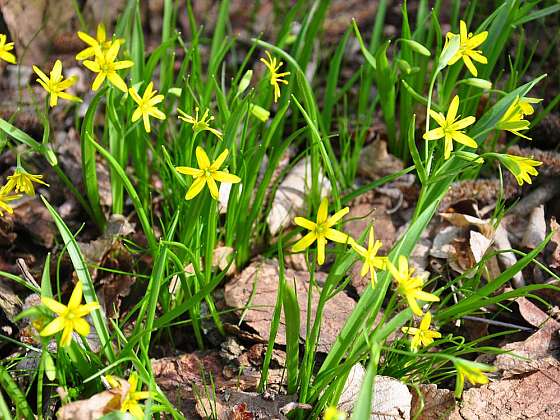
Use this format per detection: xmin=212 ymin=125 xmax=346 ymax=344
xmin=83 ymin=60 xmax=100 ymax=73
xmin=447 ymin=95 xmax=460 ymax=123
xmin=107 ymin=72 xmax=128 ymax=93
xmin=73 ymin=318 xmax=90 ymax=337
xmin=316 ymin=197 xmax=329 ymax=224
xmin=449 ymin=116 xmax=475 ymax=131
xmin=78 ymin=31 xmax=98 ymax=47
xmin=406 ymin=295 xmax=423 ymax=316
xmin=316 ymin=237 xmax=326 ymax=265
xmin=129 ymin=87 xmax=142 ymax=104
xmin=41 ymin=297 xmax=67 ymax=315
xmin=415 ymin=290 xmax=440 ymax=302
xmin=74 ymin=302 xmax=100 ymax=317
xmin=40 ymin=317 xmax=66 ymax=336
xmin=210 ymin=149 xmax=229 ymax=170
xmin=463 ymin=55 xmax=478 ymax=77
xmin=212 ymin=171 xmax=241 ymax=184
xmin=185 ymin=177 xmax=206 ymax=200
xmin=420 ymin=311 xmax=432 ymax=330
xmin=143 ymin=113 xmax=151 ymax=133
xmin=325 ymin=228 xmax=349 ymax=244
xmin=207 ymin=177 xmax=219 ymax=199
xmin=175 ymin=166 xmax=203 ymax=176
xmin=291 ymin=231 xmax=317 ymax=252
xmin=294 ymin=216 xmax=316 ymax=231
xmin=195 ymin=147 xmax=211 ymax=169
xmin=451 ymin=131 xmax=478 ymax=148
xmin=68 ymin=281 xmax=83 ymax=309
xmin=423 ymin=127 xmax=445 ymax=140
xmin=60 ymin=324 xmax=74 ymax=347
xmin=91 ymin=73 xmax=106 ymax=91
xmin=113 ymin=60 xmax=134 ymax=70
xmin=326 ymin=207 xmax=349 ymax=227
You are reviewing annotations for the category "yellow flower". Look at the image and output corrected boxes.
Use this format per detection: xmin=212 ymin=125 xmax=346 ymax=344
xmin=33 ymin=60 xmax=82 ymax=108
xmin=120 ymin=373 xmax=153 ymax=418
xmin=260 ymin=51 xmax=290 ymax=103
xmin=40 ymin=281 xmax=100 ymax=347
xmin=129 ymin=82 xmax=166 ymax=133
xmin=0 ymin=34 xmax=16 ymax=64
xmin=454 ymin=358 xmax=494 ymax=397
xmin=178 ymin=107 xmax=223 ymax=140
xmin=0 ymin=187 xmax=21 ymax=216
xmin=351 ymin=226 xmax=386 ymax=287
xmin=175 ymin=147 xmax=241 ymax=200
xmin=387 ymin=256 xmax=439 ymax=316
xmin=83 ymin=42 xmax=134 ymax=93
xmin=423 ymin=95 xmax=477 ymax=160
xmin=401 ymin=311 xmax=442 ymax=351
xmin=518 ymin=97 xmax=542 ymax=116
xmin=76 ymin=23 xmax=123 ymax=61
xmin=446 ymin=20 xmax=488 ymax=76
xmin=496 ymin=98 xmax=531 ymax=139
xmin=291 ymin=197 xmax=350 ymax=265
xmin=500 ymin=154 xmax=542 ymax=186
xmin=4 ymin=168 xmax=49 ymax=196
xmin=323 ymin=406 xmax=346 ymax=420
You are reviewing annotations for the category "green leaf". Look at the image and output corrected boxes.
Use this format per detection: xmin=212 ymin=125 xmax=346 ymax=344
xmin=41 ymin=197 xmax=115 ymax=363
xmin=283 ymin=280 xmax=300 ymax=394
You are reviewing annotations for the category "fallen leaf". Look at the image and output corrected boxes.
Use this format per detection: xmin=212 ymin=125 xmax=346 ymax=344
xmin=224 ymin=258 xmax=356 ymax=352
xmin=410 ymin=384 xmax=456 ymax=420
xmin=358 ymin=139 xmax=404 ymax=180
xmin=338 ymin=366 xmax=412 ymax=420
xmin=195 ymin=390 xmax=297 ymax=420
xmin=449 ymin=365 xmax=560 ymax=420
xmin=494 ymin=319 xmax=560 ymax=378
xmin=267 ymin=157 xmax=331 ymax=236
xmin=521 ymin=205 xmax=546 ymax=249
xmin=56 ymin=386 xmax=128 ymax=420
xmin=494 ymin=223 xmax=524 ymax=288
xmin=0 ymin=0 xmax=75 ymax=64
xmin=13 ymin=197 xmax=57 ymax=248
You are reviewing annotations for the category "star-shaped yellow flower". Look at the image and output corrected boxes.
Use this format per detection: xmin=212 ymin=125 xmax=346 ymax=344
xmin=0 ymin=34 xmax=16 ymax=64
xmin=260 ymin=51 xmax=290 ymax=103
xmin=423 ymin=95 xmax=477 ymax=160
xmin=323 ymin=406 xmax=346 ymax=420
xmin=40 ymin=281 xmax=100 ymax=347
xmin=3 ymin=168 xmax=48 ymax=196
xmin=129 ymin=82 xmax=166 ymax=133
xmin=178 ymin=107 xmax=223 ymax=140
xmin=387 ymin=256 xmax=439 ymax=316
xmin=76 ymin=23 xmax=124 ymax=61
xmin=33 ymin=60 xmax=82 ymax=108
xmin=175 ymin=147 xmax=241 ymax=200
xmin=446 ymin=20 xmax=488 ymax=76
xmin=83 ymin=42 xmax=134 ymax=93
xmin=291 ymin=197 xmax=350 ymax=265
xmin=453 ymin=358 xmax=495 ymax=397
xmin=401 ymin=311 xmax=442 ymax=351
xmin=518 ymin=97 xmax=542 ymax=116
xmin=0 ymin=186 xmax=21 ymax=216
xmin=351 ymin=226 xmax=387 ymax=287
xmin=502 ymin=154 xmax=542 ymax=186
xmin=496 ymin=97 xmax=531 ymax=139
xmin=120 ymin=373 xmax=153 ymax=418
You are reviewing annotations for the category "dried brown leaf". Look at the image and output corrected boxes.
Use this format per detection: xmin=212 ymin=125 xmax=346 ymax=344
xmin=224 ymin=258 xmax=356 ymax=352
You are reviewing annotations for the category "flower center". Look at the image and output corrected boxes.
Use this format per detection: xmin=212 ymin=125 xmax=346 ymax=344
xmin=204 ymin=169 xmax=212 ymax=178
xmin=100 ymin=63 xmax=113 ymax=73
xmin=315 ymin=223 xmax=326 ymax=236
